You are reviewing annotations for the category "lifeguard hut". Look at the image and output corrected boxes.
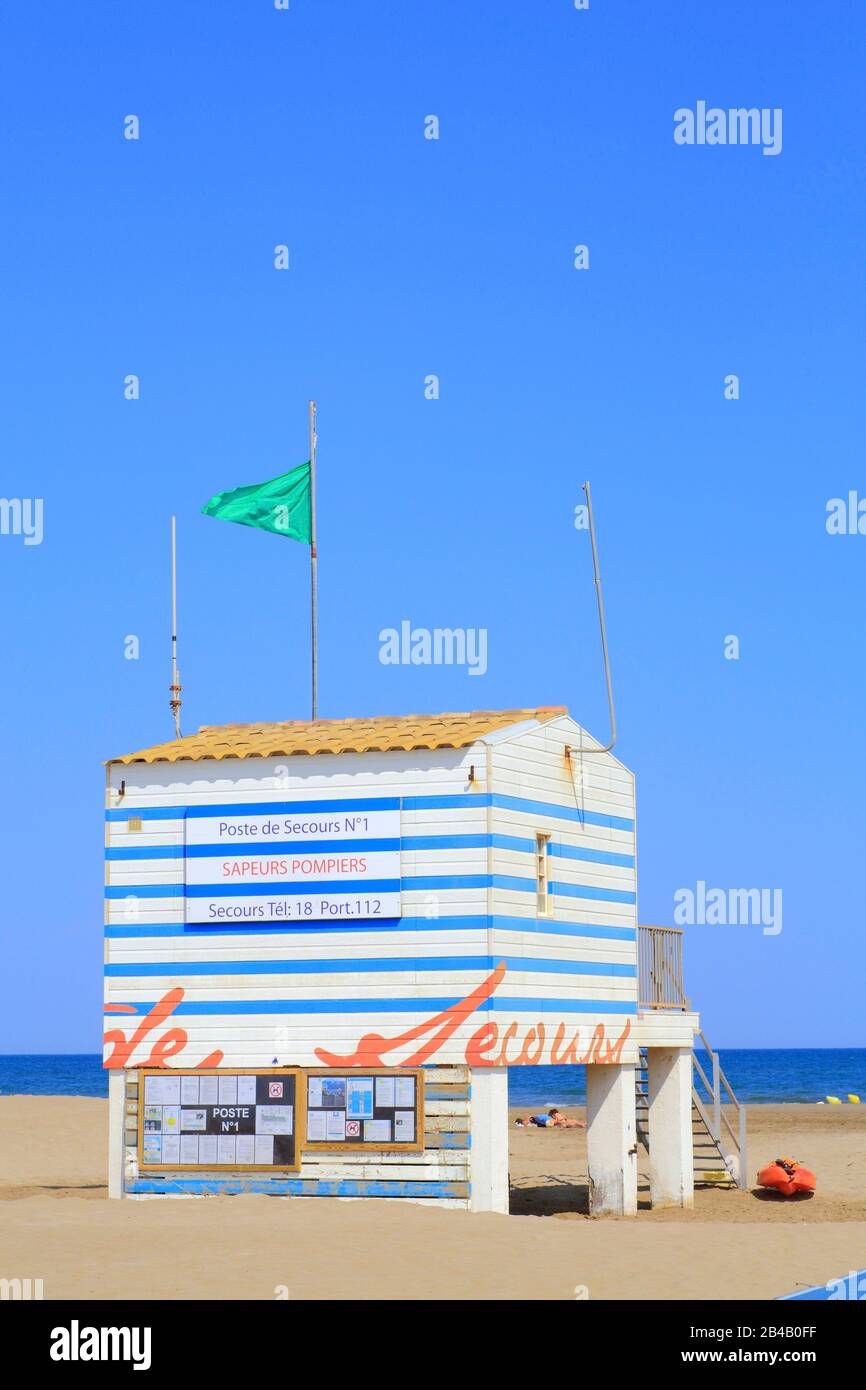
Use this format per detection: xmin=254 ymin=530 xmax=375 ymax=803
xmin=104 ymin=706 xmax=744 ymax=1213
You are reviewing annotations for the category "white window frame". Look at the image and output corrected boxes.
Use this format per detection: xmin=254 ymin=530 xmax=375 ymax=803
xmin=535 ymin=833 xmax=551 ymax=916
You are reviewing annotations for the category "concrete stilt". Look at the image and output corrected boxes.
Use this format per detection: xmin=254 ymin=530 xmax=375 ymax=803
xmin=469 ymin=1066 xmax=509 ymax=1213
xmin=586 ymin=1062 xmax=637 ymax=1216
xmin=108 ymin=1069 xmax=125 ymax=1200
xmin=647 ymin=1046 xmax=694 ymax=1209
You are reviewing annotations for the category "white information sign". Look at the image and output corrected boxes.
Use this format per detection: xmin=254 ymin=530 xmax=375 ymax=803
xmin=184 ymin=801 xmax=402 ymax=925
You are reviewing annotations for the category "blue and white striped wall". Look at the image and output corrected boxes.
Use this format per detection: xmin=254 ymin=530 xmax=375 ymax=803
xmin=104 ymin=715 xmax=639 ymax=1070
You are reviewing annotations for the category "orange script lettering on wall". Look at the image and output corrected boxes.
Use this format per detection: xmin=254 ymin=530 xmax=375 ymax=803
xmin=314 ymin=962 xmax=633 ymax=1068
xmin=103 ymin=990 xmax=224 ymax=1069
xmin=313 ymin=962 xmax=508 ymax=1068
xmin=103 ymin=965 xmax=633 ymax=1070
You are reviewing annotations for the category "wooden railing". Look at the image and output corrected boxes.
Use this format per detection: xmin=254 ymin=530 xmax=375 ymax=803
xmin=638 ymin=925 xmax=687 ymax=1010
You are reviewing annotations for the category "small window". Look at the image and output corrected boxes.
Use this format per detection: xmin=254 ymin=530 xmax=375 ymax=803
xmin=536 ymin=833 xmax=551 ymax=915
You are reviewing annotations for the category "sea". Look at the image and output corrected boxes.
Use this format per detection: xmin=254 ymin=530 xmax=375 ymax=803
xmin=0 ymin=1051 xmax=864 ymax=1105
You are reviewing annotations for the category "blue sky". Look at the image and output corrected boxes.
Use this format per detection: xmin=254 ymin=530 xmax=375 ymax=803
xmin=0 ymin=1 xmax=863 ymax=1051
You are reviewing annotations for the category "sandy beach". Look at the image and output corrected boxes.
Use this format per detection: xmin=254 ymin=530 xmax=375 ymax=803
xmin=1 ymin=1096 xmax=864 ymax=1300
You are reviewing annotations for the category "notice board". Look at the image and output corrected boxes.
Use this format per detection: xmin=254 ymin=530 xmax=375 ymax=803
xmin=138 ymin=1068 xmax=301 ymax=1171
xmin=303 ymin=1069 xmax=424 ymax=1151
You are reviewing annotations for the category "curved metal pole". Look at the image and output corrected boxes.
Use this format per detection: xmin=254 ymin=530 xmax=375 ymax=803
xmin=583 ymin=481 xmax=616 ymax=753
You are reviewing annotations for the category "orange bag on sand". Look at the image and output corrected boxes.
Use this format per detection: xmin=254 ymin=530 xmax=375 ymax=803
xmin=757 ymin=1157 xmax=816 ymax=1196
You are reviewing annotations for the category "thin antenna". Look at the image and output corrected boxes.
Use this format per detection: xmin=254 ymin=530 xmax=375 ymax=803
xmin=582 ymin=481 xmax=616 ymax=753
xmin=309 ymin=400 xmax=318 ymax=721
xmin=170 ymin=515 xmax=182 ymax=738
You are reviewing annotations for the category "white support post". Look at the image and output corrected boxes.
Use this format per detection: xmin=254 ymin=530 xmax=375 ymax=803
xmin=108 ymin=1069 xmax=126 ymax=1200
xmin=469 ymin=1067 xmax=509 ymax=1213
xmin=647 ymin=1046 xmax=694 ymax=1209
xmin=585 ymin=1063 xmax=637 ymax=1216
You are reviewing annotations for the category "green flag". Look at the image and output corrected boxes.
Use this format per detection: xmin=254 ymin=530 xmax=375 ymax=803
xmin=202 ymin=460 xmax=312 ymax=543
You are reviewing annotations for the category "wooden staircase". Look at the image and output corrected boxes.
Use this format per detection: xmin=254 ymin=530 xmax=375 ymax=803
xmin=636 ymin=927 xmax=748 ymax=1190
xmin=635 ymin=1035 xmax=747 ymax=1189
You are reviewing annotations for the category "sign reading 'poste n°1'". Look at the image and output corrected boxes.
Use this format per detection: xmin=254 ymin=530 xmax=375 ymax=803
xmin=184 ymin=800 xmax=402 ymax=926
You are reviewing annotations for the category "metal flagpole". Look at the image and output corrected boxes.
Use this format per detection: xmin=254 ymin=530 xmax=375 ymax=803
xmin=309 ymin=400 xmax=318 ymax=720
xmin=170 ymin=515 xmax=182 ymax=737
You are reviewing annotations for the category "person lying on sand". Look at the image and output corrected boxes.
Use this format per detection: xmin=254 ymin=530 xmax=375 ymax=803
xmin=547 ymin=1108 xmax=585 ymax=1129
xmin=514 ymin=1109 xmax=585 ymax=1129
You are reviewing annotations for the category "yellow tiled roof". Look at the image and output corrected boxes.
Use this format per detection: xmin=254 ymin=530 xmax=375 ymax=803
xmin=108 ymin=707 xmax=568 ymax=764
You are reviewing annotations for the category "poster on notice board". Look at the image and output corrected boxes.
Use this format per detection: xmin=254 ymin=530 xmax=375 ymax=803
xmin=138 ymin=1069 xmax=302 ymax=1171
xmin=304 ymin=1069 xmax=424 ymax=1152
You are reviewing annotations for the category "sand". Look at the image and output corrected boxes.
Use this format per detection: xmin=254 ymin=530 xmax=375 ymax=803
xmin=1 ymin=1096 xmax=864 ymax=1300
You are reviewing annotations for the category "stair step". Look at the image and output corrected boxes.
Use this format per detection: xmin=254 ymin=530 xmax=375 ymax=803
xmin=633 ymin=1040 xmax=745 ymax=1190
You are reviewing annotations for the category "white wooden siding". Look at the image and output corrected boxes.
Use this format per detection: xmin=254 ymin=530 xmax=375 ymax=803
xmin=105 ymin=720 xmax=640 ymax=1081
